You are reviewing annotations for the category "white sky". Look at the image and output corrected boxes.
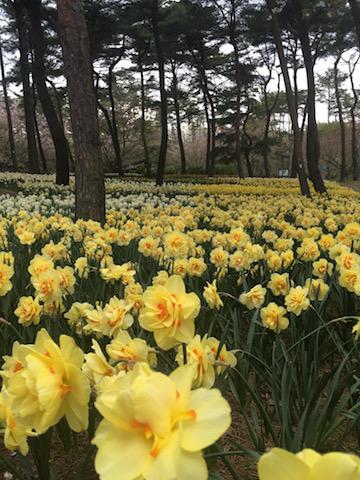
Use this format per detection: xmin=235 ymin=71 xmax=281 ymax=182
xmin=0 ymin=14 xmax=359 ymax=126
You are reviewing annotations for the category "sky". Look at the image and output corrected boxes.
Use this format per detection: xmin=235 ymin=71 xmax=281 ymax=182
xmin=0 ymin=12 xmax=359 ymax=126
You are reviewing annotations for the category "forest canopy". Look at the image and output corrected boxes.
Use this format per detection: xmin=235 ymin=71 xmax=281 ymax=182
xmin=0 ymin=0 xmax=358 ymax=194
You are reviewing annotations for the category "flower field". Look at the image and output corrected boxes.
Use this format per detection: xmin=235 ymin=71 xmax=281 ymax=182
xmin=0 ymin=174 xmax=360 ymax=479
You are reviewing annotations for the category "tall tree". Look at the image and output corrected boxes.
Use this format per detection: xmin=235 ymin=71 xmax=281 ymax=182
xmin=56 ymin=0 xmax=105 ymax=222
xmin=266 ymin=0 xmax=310 ymax=196
xmin=32 ymin=81 xmax=47 ymax=172
xmin=347 ymin=53 xmax=359 ymax=181
xmin=0 ymin=36 xmax=17 ymax=170
xmin=212 ymin=0 xmax=244 ymax=178
xmin=285 ymin=0 xmax=326 ymax=193
xmin=183 ymin=0 xmax=218 ymax=175
xmin=25 ymin=0 xmax=69 ymax=184
xmin=334 ymin=54 xmax=346 ymax=182
xmin=106 ymin=40 xmax=126 ymax=176
xmin=137 ymin=48 xmax=151 ymax=176
xmin=170 ymin=60 xmax=187 ymax=174
xmin=13 ymin=0 xmax=40 ymax=173
xmin=152 ymin=0 xmax=168 ymax=185
xmin=258 ymin=46 xmax=280 ymax=177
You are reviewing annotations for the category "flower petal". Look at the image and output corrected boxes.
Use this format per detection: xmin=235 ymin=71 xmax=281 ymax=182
xmin=181 ymin=388 xmax=231 ymax=451
xmin=309 ymin=452 xmax=360 ymax=480
xmin=258 ymin=448 xmax=310 ymax=480
xmin=93 ymin=419 xmax=150 ymax=480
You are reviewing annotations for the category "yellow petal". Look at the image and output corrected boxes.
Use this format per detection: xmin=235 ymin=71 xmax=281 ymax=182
xmin=133 ymin=371 xmax=176 ymax=437
xmin=296 ymin=449 xmax=321 ymax=468
xmin=166 ymin=275 xmax=186 ymax=295
xmin=93 ymin=420 xmax=150 ymax=480
xmin=145 ymin=428 xmax=180 ymax=480
xmin=170 ymin=364 xmax=196 ymax=412
xmin=176 ymin=449 xmax=208 ymax=480
xmin=309 ymin=452 xmax=360 ymax=480
xmin=181 ymin=388 xmax=231 ymax=451
xmin=154 ymin=329 xmax=179 ymax=351
xmin=258 ymin=448 xmax=310 ymax=480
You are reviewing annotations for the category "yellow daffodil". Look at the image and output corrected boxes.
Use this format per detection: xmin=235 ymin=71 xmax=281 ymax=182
xmin=260 ymin=302 xmax=289 ymax=331
xmin=139 ymin=275 xmax=200 ymax=350
xmin=93 ymin=363 xmax=231 ymax=480
xmin=203 ymin=279 xmax=223 ymax=310
xmin=285 ymin=286 xmax=310 ymax=316
xmin=14 ymin=296 xmax=42 ymax=327
xmin=240 ymin=285 xmax=267 ymax=310
xmin=4 ymin=329 xmax=90 ymax=434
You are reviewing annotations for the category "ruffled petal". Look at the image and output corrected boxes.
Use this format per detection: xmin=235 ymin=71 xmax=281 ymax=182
xmin=258 ymin=448 xmax=310 ymax=480
xmin=180 ymin=388 xmax=231 ymax=451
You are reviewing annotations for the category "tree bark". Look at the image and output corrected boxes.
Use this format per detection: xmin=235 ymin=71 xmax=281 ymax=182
xmin=243 ymin=131 xmax=253 ymax=177
xmin=108 ymin=51 xmax=124 ymax=176
xmin=152 ymin=0 xmax=168 ymax=186
xmin=202 ymin=87 xmax=211 ymax=174
xmin=263 ymin=84 xmax=271 ymax=178
xmin=232 ymin=39 xmax=243 ymax=178
xmin=348 ymin=55 xmax=359 ymax=181
xmin=13 ymin=0 xmax=39 ymax=173
xmin=334 ymin=54 xmax=346 ymax=182
xmin=0 ymin=38 xmax=17 ymax=170
xmin=56 ymin=0 xmax=105 ymax=222
xmin=214 ymin=0 xmax=242 ymax=177
xmin=46 ymin=76 xmax=75 ymax=170
xmin=170 ymin=61 xmax=186 ymax=174
xmin=191 ymin=44 xmax=216 ymax=176
xmin=138 ymin=55 xmax=151 ymax=176
xmin=293 ymin=0 xmax=326 ymax=192
xmin=290 ymin=47 xmax=299 ymax=178
xmin=266 ymin=0 xmax=310 ymax=196
xmin=262 ymin=73 xmax=280 ymax=177
xmin=32 ymin=82 xmax=47 ymax=172
xmin=26 ymin=0 xmax=69 ymax=185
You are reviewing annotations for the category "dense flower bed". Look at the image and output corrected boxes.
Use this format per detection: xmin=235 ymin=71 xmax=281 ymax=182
xmin=0 ymin=174 xmax=359 ymax=479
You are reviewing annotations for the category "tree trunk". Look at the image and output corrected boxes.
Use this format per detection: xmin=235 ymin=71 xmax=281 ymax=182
xmin=243 ymin=99 xmax=254 ymax=177
xmin=231 ymin=39 xmax=243 ymax=178
xmin=152 ymin=0 xmax=168 ymax=186
xmin=202 ymin=87 xmax=211 ymax=175
xmin=294 ymin=1 xmax=326 ymax=193
xmin=290 ymin=43 xmax=299 ymax=178
xmin=263 ymin=116 xmax=271 ymax=178
xmin=349 ymin=55 xmax=359 ymax=181
xmin=26 ymin=0 xmax=69 ymax=185
xmin=334 ymin=54 xmax=346 ymax=182
xmin=349 ymin=0 xmax=360 ymax=48
xmin=13 ymin=0 xmax=39 ymax=173
xmin=199 ymin=47 xmax=216 ymax=177
xmin=32 ymin=82 xmax=47 ymax=172
xmin=350 ymin=108 xmax=358 ymax=181
xmin=108 ymin=54 xmax=124 ymax=176
xmin=139 ymin=55 xmax=151 ymax=176
xmin=0 ymin=38 xmax=17 ymax=170
xmin=263 ymin=86 xmax=271 ymax=178
xmin=266 ymin=0 xmax=310 ymax=196
xmin=56 ymin=0 xmax=105 ymax=222
xmin=208 ymin=97 xmax=216 ymax=177
xmin=244 ymin=149 xmax=253 ymax=177
xmin=33 ymin=109 xmax=47 ymax=172
xmin=46 ymin=76 xmax=75 ymax=170
xmin=192 ymin=45 xmax=216 ymax=177
xmin=262 ymin=74 xmax=279 ymax=177
xmin=47 ymin=77 xmax=64 ymax=128
xmin=170 ymin=62 xmax=186 ymax=174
